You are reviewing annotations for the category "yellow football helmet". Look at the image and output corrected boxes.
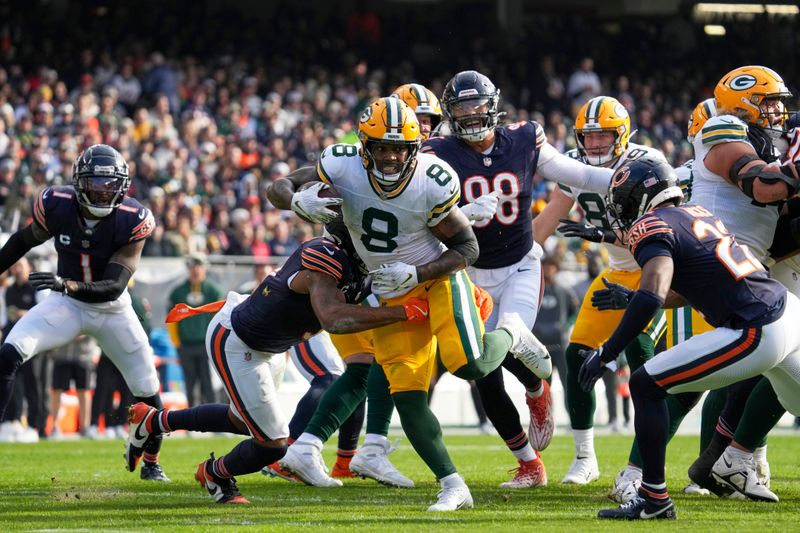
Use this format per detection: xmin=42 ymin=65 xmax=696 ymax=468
xmin=714 ymin=66 xmax=792 ymax=129
xmin=574 ymin=96 xmax=631 ymax=166
xmin=358 ymin=97 xmax=421 ymax=188
xmin=687 ymin=98 xmax=717 ymax=143
xmin=391 ymin=83 xmax=443 ymax=140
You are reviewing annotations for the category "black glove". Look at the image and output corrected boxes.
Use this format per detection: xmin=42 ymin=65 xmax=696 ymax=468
xmin=558 ymin=219 xmax=617 ymax=244
xmin=591 ymin=277 xmax=634 ymax=310
xmin=578 ymin=347 xmax=609 ymax=392
xmin=29 ymin=272 xmax=67 ymax=293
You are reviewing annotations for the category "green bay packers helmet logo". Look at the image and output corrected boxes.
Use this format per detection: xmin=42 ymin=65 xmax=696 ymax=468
xmin=360 ymin=106 xmax=373 ymax=123
xmin=730 ymin=74 xmax=757 ymax=91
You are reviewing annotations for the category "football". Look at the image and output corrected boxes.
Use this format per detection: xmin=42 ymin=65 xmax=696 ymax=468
xmin=294 ymin=181 xmax=341 ymax=223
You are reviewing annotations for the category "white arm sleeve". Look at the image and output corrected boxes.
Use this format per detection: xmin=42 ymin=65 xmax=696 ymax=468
xmin=537 ymin=142 xmax=614 ymax=194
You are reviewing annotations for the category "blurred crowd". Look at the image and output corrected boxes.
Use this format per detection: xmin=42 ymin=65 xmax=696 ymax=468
xmin=0 ymin=3 xmax=796 ymax=263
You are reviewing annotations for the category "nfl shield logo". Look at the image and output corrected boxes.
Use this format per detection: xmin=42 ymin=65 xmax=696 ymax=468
xmin=81 ymin=240 xmax=90 ymax=248
xmin=483 ymin=156 xmax=492 ymax=167
xmin=244 ymin=351 xmax=252 ymax=361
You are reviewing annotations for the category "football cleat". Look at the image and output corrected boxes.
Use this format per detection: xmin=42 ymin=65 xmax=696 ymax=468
xmin=278 ymin=444 xmax=342 ymax=487
xmin=681 ymin=482 xmax=711 ymax=496
xmin=195 ymin=453 xmax=249 ymax=504
xmin=498 ymin=313 xmax=552 ymax=379
xmin=755 ymin=456 xmax=771 ymax=488
xmin=500 ymin=457 xmax=547 ymax=489
xmin=263 ymin=461 xmax=304 ymax=484
xmin=140 ymin=462 xmax=170 ymax=482
xmin=125 ymin=402 xmax=158 ymax=472
xmin=350 ymin=439 xmax=414 ymax=488
xmin=711 ymin=449 xmax=778 ymax=502
xmin=609 ymin=467 xmax=642 ymax=503
xmin=688 ymin=438 xmax=733 ymax=497
xmin=561 ymin=455 xmax=599 ymax=485
xmin=427 ymin=484 xmax=474 ymax=512
xmin=526 ymin=381 xmax=554 ymax=451
xmin=598 ymin=495 xmax=676 ymax=520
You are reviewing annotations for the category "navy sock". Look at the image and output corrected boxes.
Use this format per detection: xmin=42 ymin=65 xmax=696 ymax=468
xmin=630 ymin=368 xmax=668 ymax=486
xmin=164 ymin=403 xmax=246 ymax=435
xmin=475 ymin=366 xmax=525 ymax=441
xmin=502 ymin=352 xmax=542 ymax=391
xmin=212 ymin=439 xmax=288 ymax=477
xmin=337 ymin=399 xmax=365 ymax=452
xmin=289 ymin=375 xmax=336 ymax=440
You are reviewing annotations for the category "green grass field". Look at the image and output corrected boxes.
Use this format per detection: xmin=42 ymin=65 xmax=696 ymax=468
xmin=1 ymin=433 xmax=798 ymax=531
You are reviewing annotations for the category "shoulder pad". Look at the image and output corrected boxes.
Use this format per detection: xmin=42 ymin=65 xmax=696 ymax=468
xmin=129 ymin=208 xmax=155 ymax=242
xmin=627 ymin=213 xmax=674 ymax=254
xmin=300 ymin=240 xmax=346 ymax=282
xmin=700 ymin=115 xmax=749 ymax=147
xmin=318 ymin=143 xmax=360 ymax=186
xmin=423 ymin=156 xmax=461 ymax=226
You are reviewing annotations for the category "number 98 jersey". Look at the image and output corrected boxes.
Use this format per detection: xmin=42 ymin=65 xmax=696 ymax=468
xmin=316 ymin=143 xmax=461 ymax=298
xmin=421 ymin=121 xmax=545 ymax=268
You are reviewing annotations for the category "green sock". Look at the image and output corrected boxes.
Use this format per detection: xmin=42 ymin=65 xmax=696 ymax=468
xmin=734 ymin=378 xmax=783 ymax=450
xmin=304 ymin=362 xmax=369 ymax=443
xmin=452 ymin=330 xmax=512 ymax=381
xmin=365 ymin=361 xmax=393 ymax=436
xmin=700 ymin=387 xmax=728 ymax=452
xmin=392 ymin=390 xmax=456 ymax=479
xmin=565 ymin=343 xmax=595 ymax=429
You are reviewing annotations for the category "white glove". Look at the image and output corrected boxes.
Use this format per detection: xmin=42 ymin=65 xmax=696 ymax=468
xmin=291 ymin=182 xmax=343 ymax=224
xmin=369 ymin=262 xmax=419 ymax=294
xmin=460 ymin=190 xmax=501 ymax=223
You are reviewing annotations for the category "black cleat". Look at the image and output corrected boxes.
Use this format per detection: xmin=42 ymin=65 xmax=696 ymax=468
xmin=141 ymin=462 xmax=170 ymax=482
xmin=195 ymin=453 xmax=249 ymax=504
xmin=598 ymin=496 xmax=677 ymax=520
xmin=688 ymin=436 xmax=733 ymax=497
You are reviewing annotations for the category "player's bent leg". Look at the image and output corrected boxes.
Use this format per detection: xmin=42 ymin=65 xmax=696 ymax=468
xmin=197 ymin=437 xmax=288 ymax=504
xmin=732 ymin=378 xmax=784 ymax=488
xmin=562 ymin=342 xmax=600 ymax=485
xmin=0 ymin=344 xmax=24 ymax=420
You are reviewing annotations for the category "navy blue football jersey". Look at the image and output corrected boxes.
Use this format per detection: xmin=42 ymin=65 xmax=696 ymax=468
xmin=33 ymin=186 xmax=154 ymax=282
xmin=421 ymin=121 xmax=546 ymax=268
xmin=628 ymin=204 xmax=785 ymax=329
xmin=231 ymin=237 xmax=369 ymax=353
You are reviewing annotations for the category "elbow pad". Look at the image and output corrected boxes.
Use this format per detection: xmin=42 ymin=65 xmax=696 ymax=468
xmin=443 ymin=227 xmax=480 ymax=267
xmin=730 ymin=154 xmax=799 ymax=200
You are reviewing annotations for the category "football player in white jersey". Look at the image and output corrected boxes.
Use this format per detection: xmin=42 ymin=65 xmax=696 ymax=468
xmin=268 ymin=97 xmax=550 ymax=511
xmin=533 ymin=96 xmax=670 ymax=487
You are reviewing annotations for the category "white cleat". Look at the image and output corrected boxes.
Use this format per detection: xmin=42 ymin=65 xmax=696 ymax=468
xmin=711 ymin=449 xmax=778 ymax=502
xmin=427 ymin=485 xmax=474 ymax=512
xmin=609 ymin=467 xmax=642 ymax=504
xmin=682 ymin=482 xmax=711 ymax=496
xmin=278 ymin=444 xmax=342 ymax=487
xmin=755 ymin=458 xmax=771 ymax=489
xmin=497 ymin=313 xmax=551 ymax=378
xmin=350 ymin=439 xmax=414 ymax=488
xmin=561 ymin=455 xmax=599 ymax=485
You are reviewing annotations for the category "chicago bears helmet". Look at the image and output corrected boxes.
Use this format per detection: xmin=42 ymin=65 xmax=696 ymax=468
xmin=73 ymin=144 xmax=130 ymax=217
xmin=607 ymin=155 xmax=683 ymax=232
xmin=441 ymin=70 xmax=500 ymax=142
xmin=357 ymin=97 xmax=421 ymax=189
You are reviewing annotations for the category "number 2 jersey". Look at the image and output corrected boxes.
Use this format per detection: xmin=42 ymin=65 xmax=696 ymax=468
xmin=420 ymin=121 xmax=544 ymax=269
xmin=560 ymin=143 xmax=667 ymax=272
xmin=627 ymin=204 xmax=785 ymax=329
xmin=231 ymin=237 xmax=369 ymax=353
xmin=316 ymin=143 xmax=461 ymax=297
xmin=33 ymin=185 xmax=154 ymax=283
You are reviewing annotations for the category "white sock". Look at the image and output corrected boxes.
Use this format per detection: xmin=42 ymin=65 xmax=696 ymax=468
xmin=572 ymin=428 xmax=595 ymax=457
xmin=295 ymin=432 xmax=324 ymax=451
xmin=726 ymin=445 xmax=753 ymax=461
xmin=363 ymin=433 xmax=388 ymax=447
xmin=753 ymin=445 xmax=768 ymax=464
xmin=623 ymin=464 xmax=642 ymax=477
xmin=440 ymin=472 xmax=466 ymax=488
xmin=511 ymin=443 xmax=537 ymax=462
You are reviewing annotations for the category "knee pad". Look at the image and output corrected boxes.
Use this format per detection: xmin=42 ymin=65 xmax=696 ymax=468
xmin=0 ymin=344 xmax=23 ymax=378
xmin=630 ymin=367 xmax=666 ymax=400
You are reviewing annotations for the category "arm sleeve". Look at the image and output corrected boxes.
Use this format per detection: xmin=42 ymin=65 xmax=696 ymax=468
xmin=537 ymin=143 xmax=614 ymax=194
xmin=68 ymin=262 xmax=132 ymax=303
